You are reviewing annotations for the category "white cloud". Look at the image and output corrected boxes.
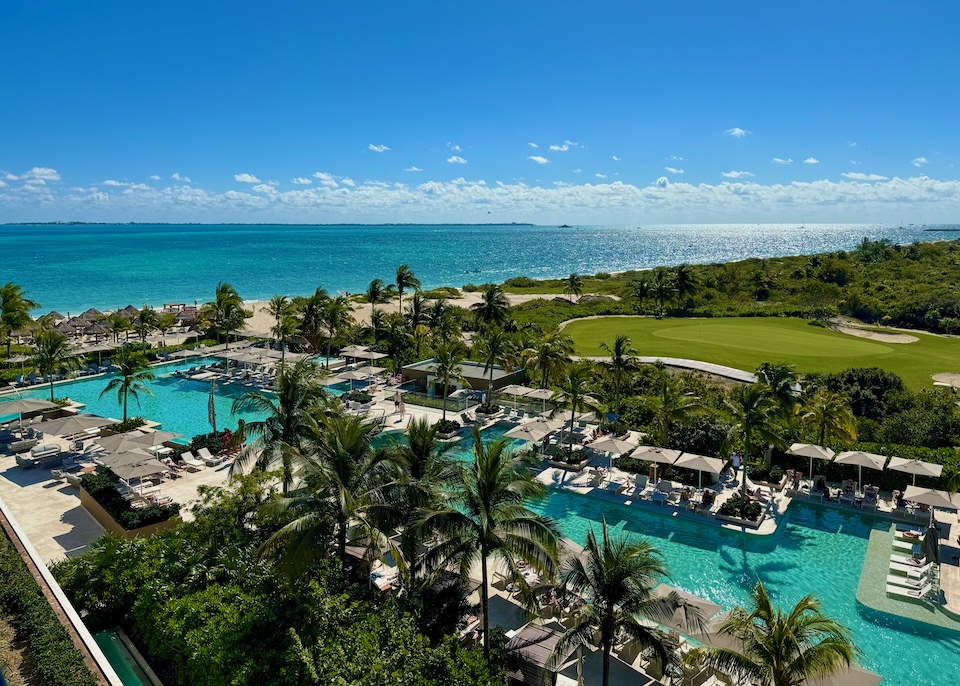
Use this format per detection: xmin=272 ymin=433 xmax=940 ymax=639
xmin=595 ymin=173 xmax=607 ymax=179
xmin=549 ymin=140 xmax=578 ymax=152
xmin=251 ymin=184 xmax=276 ymax=194
xmin=368 ymin=144 xmax=390 ymax=153
xmin=446 ymin=142 xmax=462 ymax=152
xmin=612 ymin=155 xmax=621 ymax=161
xmin=803 ymin=157 xmax=820 ymax=165
xmin=16 ymin=167 xmax=61 ymax=184
xmin=102 ymin=179 xmax=126 ymax=186
xmin=291 ymin=177 xmax=313 ymax=185
xmin=573 ymin=168 xmax=582 ymax=174
xmin=127 ymin=183 xmax=149 ymax=191
xmin=771 ymin=158 xmax=793 ymax=165
xmin=403 ymin=166 xmax=423 ymax=172
xmin=0 ymin=180 xmax=5 ymax=188
xmin=447 ymin=156 xmax=467 ymax=164
xmin=667 ymin=155 xmax=684 ymax=161
xmin=912 ymin=156 xmax=929 ymax=167
xmin=149 ymin=174 xmax=161 ymax=180
xmin=721 ymin=170 xmax=754 ymax=178
xmin=849 ymin=160 xmax=861 ymax=166
xmin=725 ymin=128 xmax=750 ymax=138
xmin=527 ymin=156 xmax=549 ymax=165
xmin=171 ymin=172 xmax=191 ymax=182
xmin=665 ymin=167 xmax=685 ymax=174
xmin=655 ymin=176 xmax=669 ymax=188
xmin=341 ymin=178 xmax=356 ymax=187
xmin=841 ymin=172 xmax=888 ymax=181
xmin=313 ymin=171 xmax=339 ymax=187
xmin=848 ymin=141 xmax=857 ymax=147
xmin=3 ymin=173 xmax=17 ymax=181
xmin=528 ymin=142 xmax=538 ymax=148
xmin=234 ymin=173 xmax=261 ymax=183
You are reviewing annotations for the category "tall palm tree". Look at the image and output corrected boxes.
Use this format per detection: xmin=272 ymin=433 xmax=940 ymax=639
xmin=549 ymin=519 xmax=698 ymax=686
xmin=0 ymin=282 xmax=39 ymax=357
xmin=726 ymin=384 xmax=786 ymax=496
xmin=199 ymin=282 xmax=245 ymax=348
xmin=563 ymin=273 xmax=584 ymax=303
xmin=395 ymin=264 xmax=421 ymax=314
xmin=411 ymin=323 xmax=432 ymax=359
xmin=231 ymin=358 xmax=328 ymax=493
xmin=383 ymin=313 xmax=412 ymax=371
xmin=296 ymin=287 xmax=330 ymax=353
xmin=262 ymin=413 xmax=401 ymax=574
xmin=650 ymin=269 xmax=678 ymax=317
xmin=645 ymin=375 xmax=702 ymax=445
xmin=707 ymin=581 xmax=858 ymax=686
xmin=366 ymin=278 xmax=386 ymax=324
xmin=525 ymin=331 xmax=573 ymax=389
xmin=797 ymin=389 xmax=856 ymax=447
xmin=406 ymin=291 xmax=426 ymax=329
xmin=104 ymin=312 xmax=132 ymax=343
xmin=99 ymin=347 xmax=155 ymax=422
xmin=32 ymin=329 xmax=79 ymax=401
xmin=133 ymin=307 xmax=158 ymax=349
xmin=756 ymin=363 xmax=801 ymax=418
xmin=673 ymin=264 xmax=698 ymax=307
xmin=266 ymin=295 xmax=294 ymax=329
xmin=631 ymin=278 xmax=651 ymax=313
xmin=271 ymin=314 xmax=299 ymax=364
xmin=470 ymin=283 xmax=510 ymax=329
xmin=599 ymin=335 xmax=639 ymax=409
xmin=552 ymin=361 xmax=598 ymax=448
xmin=432 ymin=341 xmax=467 ymax=423
xmin=155 ymin=312 xmax=178 ymax=346
xmin=419 ymin=428 xmax=560 ymax=660
xmin=321 ymin=295 xmax=353 ymax=368
xmin=473 ymin=328 xmax=510 ymax=405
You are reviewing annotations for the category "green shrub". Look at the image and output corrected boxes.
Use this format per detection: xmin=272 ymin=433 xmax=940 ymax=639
xmin=343 ymin=390 xmax=373 ymax=404
xmin=188 ymin=430 xmax=229 ymax=455
xmin=110 ymin=416 xmax=147 ymax=433
xmin=81 ymin=469 xmax=180 ymax=529
xmin=435 ymin=418 xmax=461 ymax=434
xmin=0 ymin=534 xmax=99 ymax=685
xmin=404 ymin=394 xmax=460 ymax=412
xmin=718 ymin=494 xmax=763 ymax=521
xmin=503 ymin=276 xmax=539 ymax=288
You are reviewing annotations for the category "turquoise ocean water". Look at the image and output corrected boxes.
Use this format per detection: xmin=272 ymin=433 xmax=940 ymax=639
xmin=0 ymin=223 xmax=954 ymax=313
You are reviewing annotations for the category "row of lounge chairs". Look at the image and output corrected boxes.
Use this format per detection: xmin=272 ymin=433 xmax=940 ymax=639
xmin=886 ymin=525 xmax=937 ymax=601
xmin=178 ymin=447 xmax=227 ymax=470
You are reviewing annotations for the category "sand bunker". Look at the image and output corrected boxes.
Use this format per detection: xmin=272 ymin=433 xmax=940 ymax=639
xmin=834 ymin=325 xmax=918 ymax=344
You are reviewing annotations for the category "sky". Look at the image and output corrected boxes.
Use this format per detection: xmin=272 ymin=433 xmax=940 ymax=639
xmin=1 ymin=1 xmax=959 ymax=225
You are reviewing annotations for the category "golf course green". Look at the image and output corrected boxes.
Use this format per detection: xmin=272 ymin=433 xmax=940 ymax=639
xmin=562 ymin=316 xmax=960 ymax=389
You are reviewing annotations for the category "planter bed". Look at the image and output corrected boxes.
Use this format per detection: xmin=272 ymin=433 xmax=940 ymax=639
xmin=548 ymin=459 xmax=590 ymax=472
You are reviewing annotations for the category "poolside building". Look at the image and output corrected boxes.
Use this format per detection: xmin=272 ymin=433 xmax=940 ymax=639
xmin=400 ymin=359 xmax=525 ymax=397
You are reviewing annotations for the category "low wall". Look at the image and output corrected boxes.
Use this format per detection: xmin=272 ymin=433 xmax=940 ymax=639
xmin=79 ymin=488 xmax=178 ymax=540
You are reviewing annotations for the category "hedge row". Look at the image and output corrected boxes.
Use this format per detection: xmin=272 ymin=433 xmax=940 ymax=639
xmin=403 ymin=394 xmax=461 ymax=412
xmin=0 ymin=532 xmax=98 ymax=685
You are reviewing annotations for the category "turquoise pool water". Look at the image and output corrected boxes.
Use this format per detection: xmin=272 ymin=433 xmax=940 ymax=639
xmin=4 ymin=360 xmax=269 ymax=440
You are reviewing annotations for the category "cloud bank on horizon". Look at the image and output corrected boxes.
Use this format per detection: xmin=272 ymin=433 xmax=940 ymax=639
xmin=1 ymin=2 xmax=958 ymax=224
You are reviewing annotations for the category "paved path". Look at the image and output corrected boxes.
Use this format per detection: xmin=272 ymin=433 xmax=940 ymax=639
xmin=577 ymin=356 xmax=757 ymax=383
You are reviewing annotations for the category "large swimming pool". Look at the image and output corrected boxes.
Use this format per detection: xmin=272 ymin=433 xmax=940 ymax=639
xmin=438 ymin=423 xmax=959 ymax=686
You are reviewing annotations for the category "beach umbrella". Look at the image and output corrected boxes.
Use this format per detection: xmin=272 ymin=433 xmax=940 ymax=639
xmin=673 ymin=452 xmax=725 ymax=489
xmin=500 ymin=384 xmax=534 ymax=396
xmin=787 ymin=442 xmax=836 ymax=478
xmin=112 ymin=459 xmax=169 ymax=482
xmin=504 ymin=423 xmax=553 ymax=442
xmin=39 ymin=414 xmax=115 ymax=437
xmin=887 ymin=456 xmax=944 ymax=486
xmin=525 ymin=387 xmax=554 ymax=411
xmin=93 ymin=431 xmax=148 ymax=453
xmin=0 ymin=398 xmax=56 ymax=430
xmin=834 ymin=450 xmax=886 ymax=489
xmin=589 ymin=436 xmax=639 ymax=470
xmin=650 ymin=583 xmax=719 ymax=634
xmin=79 ymin=308 xmax=103 ymax=321
xmin=337 ymin=369 xmax=370 ymax=391
xmin=903 ymin=485 xmax=960 ymax=511
xmin=633 ymin=446 xmax=682 ymax=482
xmin=128 ymin=430 xmax=180 ymax=447
xmin=98 ymin=447 xmax=155 ymax=469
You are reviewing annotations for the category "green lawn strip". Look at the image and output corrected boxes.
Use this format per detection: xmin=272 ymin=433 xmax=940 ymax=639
xmin=563 ymin=316 xmax=960 ymax=389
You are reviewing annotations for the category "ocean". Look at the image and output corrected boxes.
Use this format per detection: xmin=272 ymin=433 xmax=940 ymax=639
xmin=0 ymin=222 xmax=953 ymax=313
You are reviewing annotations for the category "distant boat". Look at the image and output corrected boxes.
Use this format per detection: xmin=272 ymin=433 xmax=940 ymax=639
xmin=559 ymin=224 xmax=572 ymax=228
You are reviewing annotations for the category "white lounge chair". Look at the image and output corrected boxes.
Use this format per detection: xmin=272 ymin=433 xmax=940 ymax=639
xmin=890 ymin=554 xmax=927 ymax=567
xmin=889 ymin=560 xmax=932 ymax=578
xmin=886 ymin=574 xmax=927 ymax=589
xmin=197 ymin=447 xmax=224 ymax=466
xmin=886 ymin=583 xmax=932 ymax=601
xmin=179 ymin=451 xmax=205 ymax=471
xmin=892 ymin=540 xmax=920 ymax=553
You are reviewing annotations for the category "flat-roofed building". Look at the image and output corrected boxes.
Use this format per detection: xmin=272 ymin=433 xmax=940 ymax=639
xmin=400 ymin=359 xmax=525 ymax=398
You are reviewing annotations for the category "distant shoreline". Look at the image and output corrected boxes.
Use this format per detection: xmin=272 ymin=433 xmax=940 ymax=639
xmin=2 ymin=221 xmax=538 ymax=227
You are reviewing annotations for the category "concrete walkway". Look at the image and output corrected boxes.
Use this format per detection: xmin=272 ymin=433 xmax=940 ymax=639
xmin=577 ymin=356 xmax=757 ymax=383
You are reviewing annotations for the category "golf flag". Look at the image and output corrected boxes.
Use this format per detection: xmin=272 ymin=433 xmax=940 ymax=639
xmin=208 ymin=379 xmax=217 ymax=433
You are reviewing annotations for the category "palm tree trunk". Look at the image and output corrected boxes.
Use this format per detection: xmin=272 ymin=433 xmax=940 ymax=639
xmin=602 ymin=641 xmax=611 ymax=686
xmin=741 ymin=436 xmax=750 ymax=497
xmin=442 ymin=383 xmax=448 ymax=422
xmin=480 ymin=542 xmax=491 ymax=662
xmin=49 ymin=378 xmax=55 ymax=402
xmin=123 ymin=390 xmax=128 ymax=422
xmin=326 ymin=340 xmax=332 ymax=369
xmin=337 ymin=515 xmax=347 ymax=559
xmin=569 ymin=403 xmax=576 ymax=448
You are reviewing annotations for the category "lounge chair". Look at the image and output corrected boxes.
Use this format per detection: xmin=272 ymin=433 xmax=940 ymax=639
xmin=886 ymin=583 xmax=932 ymax=601
xmin=890 ymin=554 xmax=927 ymax=567
xmin=889 ymin=560 xmax=932 ymax=578
xmin=862 ymin=487 xmax=879 ymax=510
xmin=179 ymin=451 xmax=205 ymax=470
xmin=892 ymin=540 xmax=920 ymax=554
xmin=886 ymin=574 xmax=927 ymax=589
xmin=197 ymin=447 xmax=224 ymax=466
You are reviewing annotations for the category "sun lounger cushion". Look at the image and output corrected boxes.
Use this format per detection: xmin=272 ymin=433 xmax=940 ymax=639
xmin=886 ymin=583 xmax=931 ymax=600
xmin=886 ymin=574 xmax=926 ymax=589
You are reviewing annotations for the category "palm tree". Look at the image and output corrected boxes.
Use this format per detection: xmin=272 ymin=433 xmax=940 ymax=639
xmin=673 ymin=264 xmax=698 ymax=307
xmin=366 ymin=278 xmax=386 ymax=324
xmin=470 ymin=283 xmax=510 ymax=328
xmin=395 ymin=264 xmax=421 ymax=314
xmin=599 ymin=335 xmax=639 ymax=409
xmin=104 ymin=313 xmax=132 ymax=343
xmin=0 ymin=282 xmax=39 ymax=357
xmin=726 ymin=384 xmax=786 ymax=496
xmin=32 ymin=329 xmax=79 ymax=401
xmin=383 ymin=314 xmax=412 ymax=371
xmin=99 ymin=347 xmax=155 ymax=422
xmin=432 ymin=341 xmax=467 ymax=423
xmin=231 ymin=358 xmax=328 ymax=493
xmin=525 ymin=331 xmax=573 ymax=389
xmin=199 ymin=282 xmax=245 ymax=348
xmin=631 ymin=278 xmax=651 ymax=313
xmin=707 ymin=581 xmax=858 ymax=686
xmin=756 ymin=363 xmax=801 ymax=418
xmin=321 ymin=295 xmax=353 ymax=368
xmin=133 ymin=307 xmax=158 ymax=349
xmin=155 ymin=313 xmax=178 ymax=346
xmin=266 ymin=295 xmax=294 ymax=329
xmin=552 ymin=361 xmax=598 ymax=448
xmin=473 ymin=328 xmax=510 ymax=406
xmin=406 ymin=291 xmax=426 ymax=329
xmin=296 ymin=288 xmax=330 ymax=353
xmin=650 ymin=269 xmax=678 ymax=317
xmin=563 ymin=273 xmax=584 ymax=303
xmin=549 ymin=519 xmax=698 ymax=686
xmin=271 ymin=314 xmax=299 ymax=364
xmin=645 ymin=374 xmax=702 ymax=445
xmin=411 ymin=323 xmax=432 ymax=358
xmin=419 ymin=428 xmax=559 ymax=660
xmin=797 ymin=389 xmax=856 ymax=447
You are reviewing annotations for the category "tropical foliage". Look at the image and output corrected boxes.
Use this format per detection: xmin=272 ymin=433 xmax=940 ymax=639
xmin=99 ymin=346 xmax=156 ymax=421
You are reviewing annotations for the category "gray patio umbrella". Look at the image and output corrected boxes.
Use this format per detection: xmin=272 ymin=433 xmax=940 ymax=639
xmin=887 ymin=456 xmax=944 ymax=486
xmin=504 ymin=423 xmax=553 ymax=442
xmin=128 ymin=430 xmax=180 ymax=447
xmin=525 ymin=387 xmax=554 ymax=411
xmin=633 ymin=446 xmax=682 ymax=482
xmin=94 ymin=431 xmax=148 ymax=453
xmin=589 ymin=436 xmax=639 ymax=469
xmin=0 ymin=398 xmax=57 ymax=430
xmin=99 ymin=448 xmax=155 ymax=469
xmin=113 ymin=459 xmax=169 ymax=482
xmin=650 ymin=583 xmax=718 ymax=634
xmin=787 ymin=442 xmax=836 ymax=478
xmin=902 ymin=485 xmax=960 ymax=511
xmin=40 ymin=414 xmax=116 ymax=436
xmin=834 ymin=450 xmax=886 ymax=489
xmin=673 ymin=452 xmax=725 ymax=489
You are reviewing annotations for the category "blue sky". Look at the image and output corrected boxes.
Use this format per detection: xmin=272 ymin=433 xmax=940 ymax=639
xmin=1 ymin=1 xmax=958 ymax=224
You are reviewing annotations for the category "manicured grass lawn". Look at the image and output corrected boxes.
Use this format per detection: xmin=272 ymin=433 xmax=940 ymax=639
xmin=563 ymin=316 xmax=960 ymax=389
